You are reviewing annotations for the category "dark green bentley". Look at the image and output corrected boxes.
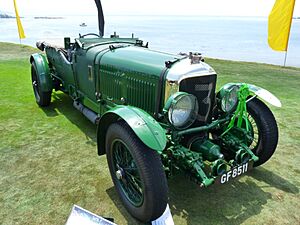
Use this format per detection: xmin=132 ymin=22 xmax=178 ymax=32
xmin=30 ymin=0 xmax=281 ymax=223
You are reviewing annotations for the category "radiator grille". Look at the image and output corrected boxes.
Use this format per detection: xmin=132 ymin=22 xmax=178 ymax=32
xmin=179 ymin=75 xmax=217 ymax=124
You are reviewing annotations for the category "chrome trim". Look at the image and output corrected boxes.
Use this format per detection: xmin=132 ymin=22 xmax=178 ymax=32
xmin=164 ymin=80 xmax=179 ymax=104
xmin=164 ymin=58 xmax=216 ymax=104
xmin=166 ymin=58 xmax=216 ymax=83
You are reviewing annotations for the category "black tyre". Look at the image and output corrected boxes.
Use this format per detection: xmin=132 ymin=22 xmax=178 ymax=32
xmin=31 ymin=62 xmax=52 ymax=107
xmin=247 ymin=98 xmax=279 ymax=167
xmin=105 ymin=121 xmax=168 ymax=223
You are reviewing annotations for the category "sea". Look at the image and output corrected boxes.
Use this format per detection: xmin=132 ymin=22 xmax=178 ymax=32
xmin=0 ymin=15 xmax=299 ymax=67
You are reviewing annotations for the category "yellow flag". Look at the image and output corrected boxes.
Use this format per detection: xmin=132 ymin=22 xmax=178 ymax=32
xmin=13 ymin=0 xmax=26 ymax=39
xmin=268 ymin=0 xmax=295 ymax=51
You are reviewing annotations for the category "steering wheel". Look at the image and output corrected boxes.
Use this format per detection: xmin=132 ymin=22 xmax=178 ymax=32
xmin=80 ymin=33 xmax=101 ymax=38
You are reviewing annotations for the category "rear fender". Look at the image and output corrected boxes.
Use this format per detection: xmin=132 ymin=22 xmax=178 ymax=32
xmin=97 ymin=105 xmax=167 ymax=155
xmin=30 ymin=53 xmax=52 ymax=92
xmin=219 ymin=83 xmax=281 ymax=107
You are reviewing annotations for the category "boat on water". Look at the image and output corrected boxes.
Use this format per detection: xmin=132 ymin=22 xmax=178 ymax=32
xmin=79 ymin=23 xmax=87 ymax=27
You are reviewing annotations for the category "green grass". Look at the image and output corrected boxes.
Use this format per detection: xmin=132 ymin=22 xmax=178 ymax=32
xmin=0 ymin=42 xmax=299 ymax=225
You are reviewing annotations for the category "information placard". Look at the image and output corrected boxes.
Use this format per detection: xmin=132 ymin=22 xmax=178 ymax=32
xmin=151 ymin=204 xmax=175 ymax=225
xmin=66 ymin=205 xmax=116 ymax=225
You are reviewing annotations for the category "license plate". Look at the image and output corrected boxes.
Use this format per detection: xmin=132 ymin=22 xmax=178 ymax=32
xmin=216 ymin=161 xmax=253 ymax=184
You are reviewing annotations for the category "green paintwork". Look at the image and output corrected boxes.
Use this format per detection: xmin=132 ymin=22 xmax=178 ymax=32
xmin=190 ymin=139 xmax=223 ymax=162
xmin=217 ymin=84 xmax=260 ymax=163
xmin=31 ymin=34 xmax=278 ymax=188
xmin=77 ymin=37 xmax=139 ymax=50
xmin=30 ymin=53 xmax=52 ymax=92
xmin=97 ymin=105 xmax=167 ymax=154
xmin=218 ymin=82 xmax=281 ymax=108
xmin=98 ymin=45 xmax=179 ymax=114
xmin=163 ymin=92 xmax=188 ymax=113
xmin=45 ymin=47 xmax=74 ymax=93
xmin=220 ymin=127 xmax=259 ymax=162
xmin=99 ymin=46 xmax=176 ymax=77
xmin=80 ymin=94 xmax=100 ymax=113
xmin=222 ymin=84 xmax=250 ymax=136
xmin=166 ymin=145 xmax=214 ymax=187
xmin=173 ymin=117 xmax=229 ymax=139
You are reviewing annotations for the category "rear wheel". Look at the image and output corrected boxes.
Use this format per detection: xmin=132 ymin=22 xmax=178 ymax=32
xmin=246 ymin=98 xmax=279 ymax=167
xmin=31 ymin=62 xmax=52 ymax=107
xmin=105 ymin=121 xmax=168 ymax=223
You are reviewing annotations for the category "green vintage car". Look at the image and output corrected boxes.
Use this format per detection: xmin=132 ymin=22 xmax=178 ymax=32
xmin=30 ymin=0 xmax=281 ymax=223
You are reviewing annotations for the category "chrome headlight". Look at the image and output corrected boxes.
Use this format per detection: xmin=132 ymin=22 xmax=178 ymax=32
xmin=219 ymin=85 xmax=239 ymax=113
xmin=164 ymin=92 xmax=199 ymax=129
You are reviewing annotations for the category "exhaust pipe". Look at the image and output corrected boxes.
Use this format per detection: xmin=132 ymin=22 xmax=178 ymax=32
xmin=73 ymin=101 xmax=99 ymax=124
xmin=94 ymin=0 xmax=105 ymax=37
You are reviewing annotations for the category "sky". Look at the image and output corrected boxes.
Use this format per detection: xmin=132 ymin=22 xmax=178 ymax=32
xmin=0 ymin=0 xmax=299 ymax=17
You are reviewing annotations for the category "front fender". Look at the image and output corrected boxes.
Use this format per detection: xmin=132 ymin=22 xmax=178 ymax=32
xmin=97 ymin=106 xmax=167 ymax=155
xmin=30 ymin=53 xmax=52 ymax=92
xmin=219 ymin=83 xmax=281 ymax=107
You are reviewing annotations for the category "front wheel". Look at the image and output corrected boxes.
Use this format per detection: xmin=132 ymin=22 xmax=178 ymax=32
xmin=247 ymin=98 xmax=279 ymax=167
xmin=105 ymin=121 xmax=168 ymax=223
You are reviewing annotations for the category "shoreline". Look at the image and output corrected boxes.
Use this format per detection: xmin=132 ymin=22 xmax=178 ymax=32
xmin=1 ymin=41 xmax=299 ymax=69
xmin=0 ymin=15 xmax=299 ymax=67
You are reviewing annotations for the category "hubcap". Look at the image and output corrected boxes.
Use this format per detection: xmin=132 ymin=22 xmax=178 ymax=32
xmin=32 ymin=70 xmax=41 ymax=102
xmin=116 ymin=169 xmax=124 ymax=180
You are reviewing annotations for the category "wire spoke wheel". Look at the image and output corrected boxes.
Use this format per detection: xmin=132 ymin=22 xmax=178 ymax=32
xmin=105 ymin=121 xmax=168 ymax=223
xmin=246 ymin=98 xmax=279 ymax=166
xmin=112 ymin=139 xmax=144 ymax=207
xmin=247 ymin=113 xmax=260 ymax=151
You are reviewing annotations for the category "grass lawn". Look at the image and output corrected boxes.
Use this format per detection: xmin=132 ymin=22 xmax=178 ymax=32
xmin=0 ymin=42 xmax=299 ymax=225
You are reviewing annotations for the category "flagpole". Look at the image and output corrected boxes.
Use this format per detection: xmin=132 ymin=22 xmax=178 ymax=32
xmin=283 ymin=17 xmax=291 ymax=67
xmin=268 ymin=0 xmax=296 ymax=67
xmin=284 ymin=51 xmax=288 ymax=67
xmin=283 ymin=0 xmax=296 ymax=67
xmin=13 ymin=0 xmax=26 ymax=43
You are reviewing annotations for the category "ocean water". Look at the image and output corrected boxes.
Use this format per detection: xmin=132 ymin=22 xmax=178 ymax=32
xmin=0 ymin=15 xmax=299 ymax=67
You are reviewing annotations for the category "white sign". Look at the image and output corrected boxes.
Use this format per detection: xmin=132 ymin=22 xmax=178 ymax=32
xmin=66 ymin=205 xmax=116 ymax=225
xmin=151 ymin=204 xmax=175 ymax=225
